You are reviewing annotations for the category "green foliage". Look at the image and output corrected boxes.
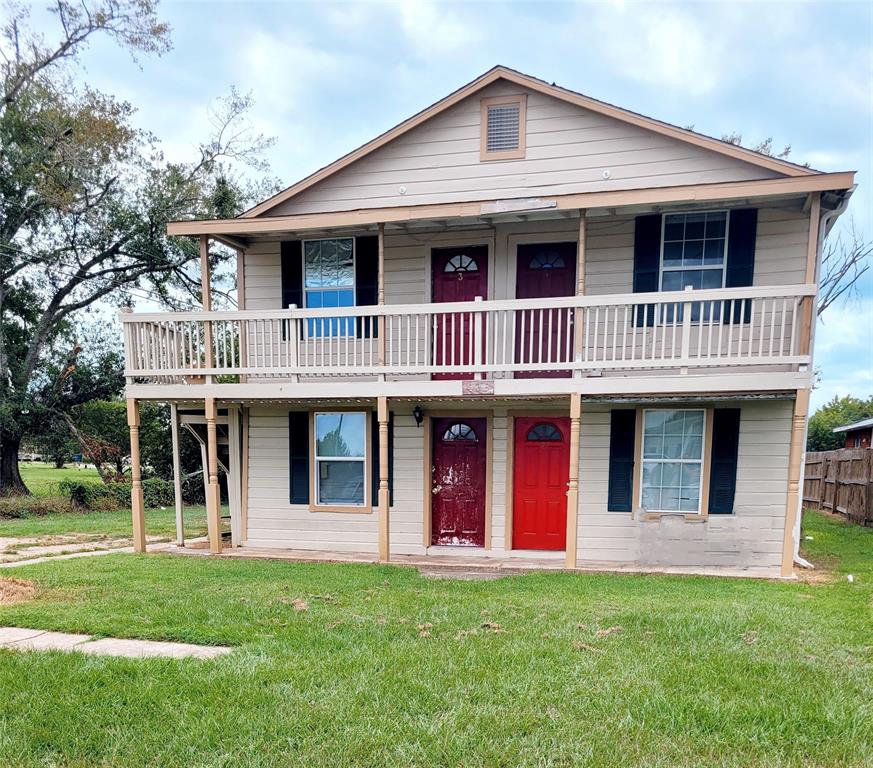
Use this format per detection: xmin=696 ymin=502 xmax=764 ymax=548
xmin=57 ymin=476 xmax=199 ymax=509
xmin=0 ymin=495 xmax=77 ymax=519
xmin=807 ymin=394 xmax=873 ymax=452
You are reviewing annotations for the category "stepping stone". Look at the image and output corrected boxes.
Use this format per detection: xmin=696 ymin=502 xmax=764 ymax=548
xmin=77 ymin=637 xmax=230 ymax=660
xmin=0 ymin=627 xmax=48 ymax=645
xmin=9 ymin=631 xmax=92 ymax=651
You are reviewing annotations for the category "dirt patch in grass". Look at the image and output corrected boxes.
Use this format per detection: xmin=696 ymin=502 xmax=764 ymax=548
xmin=0 ymin=577 xmax=37 ymax=605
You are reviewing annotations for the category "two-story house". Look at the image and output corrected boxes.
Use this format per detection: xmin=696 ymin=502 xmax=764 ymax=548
xmin=123 ymin=67 xmax=855 ymax=577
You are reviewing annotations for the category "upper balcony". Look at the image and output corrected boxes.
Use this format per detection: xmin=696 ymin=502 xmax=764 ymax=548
xmin=122 ymin=283 xmax=815 ymax=399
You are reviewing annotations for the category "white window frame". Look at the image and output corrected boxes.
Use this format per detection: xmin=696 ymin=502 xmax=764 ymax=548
xmin=639 ymin=408 xmax=707 ymax=515
xmin=312 ymin=410 xmax=368 ymax=510
xmin=301 ymin=236 xmax=356 ymax=309
xmin=480 ymin=94 xmax=527 ymax=161
xmin=658 ymin=210 xmax=730 ymax=292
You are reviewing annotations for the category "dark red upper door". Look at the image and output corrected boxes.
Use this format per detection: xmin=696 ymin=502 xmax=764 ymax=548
xmin=515 ymin=242 xmax=577 ymax=379
xmin=431 ymin=246 xmax=488 ymax=381
xmin=431 ymin=417 xmax=487 ymax=546
xmin=512 ymin=417 xmax=570 ymax=550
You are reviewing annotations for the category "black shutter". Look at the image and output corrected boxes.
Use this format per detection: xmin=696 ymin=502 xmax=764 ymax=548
xmin=370 ymin=411 xmax=394 ymax=507
xmin=708 ymin=408 xmax=741 ymax=514
xmin=725 ymin=209 xmax=757 ymax=323
xmin=607 ymin=409 xmax=636 ymax=512
xmin=281 ymin=241 xmax=303 ymax=309
xmin=355 ymin=235 xmax=379 ymax=339
xmin=633 ymin=214 xmax=661 ymax=326
xmin=288 ymin=411 xmax=309 ymax=505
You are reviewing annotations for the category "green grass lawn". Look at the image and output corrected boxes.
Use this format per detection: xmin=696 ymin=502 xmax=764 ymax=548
xmin=0 ymin=509 xmax=870 ymax=767
xmin=0 ymin=505 xmax=209 ymax=541
xmin=18 ymin=462 xmax=103 ymax=497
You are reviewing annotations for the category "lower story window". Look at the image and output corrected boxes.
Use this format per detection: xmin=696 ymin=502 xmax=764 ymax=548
xmin=641 ymin=409 xmax=704 ymax=513
xmin=314 ymin=412 xmax=366 ymax=506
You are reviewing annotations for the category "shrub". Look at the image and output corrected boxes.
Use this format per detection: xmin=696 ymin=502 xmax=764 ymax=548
xmin=0 ymin=496 xmax=77 ymax=519
xmin=57 ymin=477 xmax=186 ymax=509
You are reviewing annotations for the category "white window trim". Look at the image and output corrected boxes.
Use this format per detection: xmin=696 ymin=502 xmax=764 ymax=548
xmin=658 ymin=210 xmax=730 ymax=291
xmin=301 ymin=236 xmax=356 ymax=309
xmin=639 ymin=408 xmax=707 ymax=515
xmin=311 ymin=410 xmax=369 ymax=511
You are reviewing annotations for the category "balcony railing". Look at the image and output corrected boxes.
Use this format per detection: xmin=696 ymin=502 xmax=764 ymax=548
xmin=122 ymin=284 xmax=815 ymax=383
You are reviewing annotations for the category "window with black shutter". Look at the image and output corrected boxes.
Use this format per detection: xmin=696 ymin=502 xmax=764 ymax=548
xmin=288 ymin=411 xmax=309 ymax=505
xmin=708 ymin=408 xmax=741 ymax=514
xmin=607 ymin=409 xmax=636 ymax=512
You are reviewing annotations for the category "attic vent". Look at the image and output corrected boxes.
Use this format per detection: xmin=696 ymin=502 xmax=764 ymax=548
xmin=480 ymin=94 xmax=526 ymax=160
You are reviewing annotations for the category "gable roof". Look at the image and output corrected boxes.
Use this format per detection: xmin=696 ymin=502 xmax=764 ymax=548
xmin=243 ymin=65 xmax=816 ymax=219
xmin=833 ymin=417 xmax=873 ymax=434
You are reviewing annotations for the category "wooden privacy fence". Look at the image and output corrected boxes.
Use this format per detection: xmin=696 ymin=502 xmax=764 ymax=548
xmin=803 ymin=449 xmax=873 ymax=526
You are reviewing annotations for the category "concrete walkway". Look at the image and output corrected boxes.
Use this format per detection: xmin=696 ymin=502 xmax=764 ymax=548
xmin=0 ymin=627 xmax=231 ymax=659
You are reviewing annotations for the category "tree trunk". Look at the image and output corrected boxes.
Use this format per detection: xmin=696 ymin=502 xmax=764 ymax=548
xmin=0 ymin=434 xmax=29 ymax=496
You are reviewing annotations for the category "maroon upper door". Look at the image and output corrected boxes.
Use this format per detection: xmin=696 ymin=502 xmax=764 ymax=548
xmin=431 ymin=246 xmax=488 ymax=381
xmin=515 ymin=242 xmax=577 ymax=379
xmin=512 ymin=417 xmax=570 ymax=550
xmin=431 ymin=417 xmax=487 ymax=546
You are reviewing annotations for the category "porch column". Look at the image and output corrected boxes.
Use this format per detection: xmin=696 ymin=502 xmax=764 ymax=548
xmin=205 ymin=397 xmax=223 ymax=554
xmin=565 ymin=393 xmax=582 ymax=568
xmin=127 ymin=398 xmax=146 ymax=553
xmin=799 ymin=193 xmax=821 ymax=357
xmin=377 ymin=396 xmax=390 ymax=562
xmin=573 ymin=212 xmax=587 ymax=379
xmin=200 ymin=235 xmax=215 ymax=383
xmin=782 ymin=388 xmax=810 ymax=577
xmin=170 ymin=402 xmax=184 ymax=546
xmin=377 ymin=223 xmax=386 ymax=380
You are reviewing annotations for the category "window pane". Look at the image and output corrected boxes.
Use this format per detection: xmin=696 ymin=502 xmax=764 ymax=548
xmin=304 ymin=239 xmax=354 ymax=288
xmin=663 ymin=411 xmax=686 ymax=435
xmin=663 ymin=435 xmax=684 ymax=459
xmin=662 ymin=271 xmax=683 ymax=291
xmin=318 ymin=460 xmax=364 ymax=505
xmin=643 ymin=434 xmax=663 ymax=458
xmin=684 ymin=410 xmax=704 ymax=435
xmin=663 ymin=241 xmax=683 ymax=267
xmin=682 ymin=434 xmax=703 ymax=459
xmin=641 ymin=486 xmax=660 ymax=510
xmin=644 ymin=410 xmax=668 ymax=434
xmin=684 ymin=214 xmax=706 ymax=240
xmin=701 ymin=270 xmax=723 ymax=290
xmin=664 ymin=217 xmax=684 ymax=241
xmin=704 ymin=239 xmax=725 ymax=265
xmin=681 ymin=463 xmax=701 ymax=488
xmin=661 ymin=462 xmax=681 ymax=487
xmin=304 ymin=246 xmax=321 ymax=288
xmin=679 ymin=490 xmax=699 ymax=512
xmin=316 ymin=412 xmax=366 ymax=457
xmin=705 ymin=213 xmax=726 ymax=238
xmin=683 ymin=240 xmax=704 ymax=266
xmin=660 ymin=487 xmax=681 ymax=511
xmin=642 ymin=462 xmax=662 ymax=487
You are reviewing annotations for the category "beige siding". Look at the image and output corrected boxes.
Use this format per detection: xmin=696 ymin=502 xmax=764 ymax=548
xmin=577 ymin=399 xmax=791 ymax=572
xmin=267 ymin=81 xmax=779 ymax=217
xmin=245 ymin=398 xmax=791 ymax=574
xmin=241 ymin=205 xmax=810 ymax=311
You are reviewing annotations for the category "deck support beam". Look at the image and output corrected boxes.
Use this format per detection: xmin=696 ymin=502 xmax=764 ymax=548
xmin=205 ymin=397 xmax=223 ymax=554
xmin=170 ymin=402 xmax=184 ymax=546
xmin=377 ymin=223 xmax=386 ymax=380
xmin=565 ymin=393 xmax=582 ymax=568
xmin=377 ymin=396 xmax=390 ymax=562
xmin=127 ymin=398 xmax=146 ymax=553
xmin=200 ymin=235 xmax=215 ymax=383
xmin=782 ymin=388 xmax=809 ymax=577
xmin=573 ymin=212 xmax=586 ymax=379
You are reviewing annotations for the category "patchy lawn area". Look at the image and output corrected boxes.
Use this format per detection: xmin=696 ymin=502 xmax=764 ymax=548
xmin=0 ymin=509 xmax=870 ymax=767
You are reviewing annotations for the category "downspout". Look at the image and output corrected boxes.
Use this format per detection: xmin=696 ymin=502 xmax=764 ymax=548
xmin=793 ymin=188 xmax=854 ymax=568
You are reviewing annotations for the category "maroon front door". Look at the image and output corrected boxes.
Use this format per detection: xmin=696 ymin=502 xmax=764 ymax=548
xmin=512 ymin=417 xmax=570 ymax=550
xmin=515 ymin=242 xmax=577 ymax=378
xmin=431 ymin=417 xmax=487 ymax=546
xmin=431 ymin=246 xmax=488 ymax=380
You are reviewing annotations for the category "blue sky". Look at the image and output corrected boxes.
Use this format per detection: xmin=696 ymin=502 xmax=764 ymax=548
xmin=53 ymin=0 xmax=873 ymax=409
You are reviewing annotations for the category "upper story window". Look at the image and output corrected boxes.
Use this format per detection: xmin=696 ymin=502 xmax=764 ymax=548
xmin=480 ymin=95 xmax=527 ymax=161
xmin=304 ymin=237 xmax=354 ymax=335
xmin=660 ymin=211 xmax=728 ymax=292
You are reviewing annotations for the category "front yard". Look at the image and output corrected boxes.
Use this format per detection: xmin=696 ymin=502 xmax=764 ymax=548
xmin=0 ymin=510 xmax=870 ymax=767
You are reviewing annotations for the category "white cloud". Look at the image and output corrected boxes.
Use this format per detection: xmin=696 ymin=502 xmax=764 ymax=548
xmin=398 ymin=0 xmax=482 ymax=56
xmin=811 ymin=300 xmax=873 ymax=409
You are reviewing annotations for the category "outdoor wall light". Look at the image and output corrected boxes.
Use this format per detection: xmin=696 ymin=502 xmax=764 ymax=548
xmin=412 ymin=405 xmax=424 ymax=428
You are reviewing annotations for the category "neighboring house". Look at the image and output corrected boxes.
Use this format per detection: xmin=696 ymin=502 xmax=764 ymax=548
xmin=833 ymin=417 xmax=873 ymax=449
xmin=123 ymin=66 xmax=856 ymax=578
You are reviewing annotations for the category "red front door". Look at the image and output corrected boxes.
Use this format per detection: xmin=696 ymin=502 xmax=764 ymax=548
xmin=431 ymin=246 xmax=488 ymax=380
xmin=512 ymin=417 xmax=570 ymax=550
xmin=515 ymin=242 xmax=577 ymax=378
xmin=431 ymin=417 xmax=487 ymax=546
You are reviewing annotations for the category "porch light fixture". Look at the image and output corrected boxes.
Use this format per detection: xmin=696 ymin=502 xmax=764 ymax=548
xmin=412 ymin=405 xmax=424 ymax=428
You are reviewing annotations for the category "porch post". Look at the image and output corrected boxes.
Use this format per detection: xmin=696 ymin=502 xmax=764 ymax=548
xmin=127 ymin=398 xmax=146 ymax=553
xmin=782 ymin=388 xmax=810 ymax=577
xmin=565 ymin=393 xmax=582 ymax=568
xmin=799 ymin=193 xmax=821 ymax=357
xmin=573 ymin=212 xmax=587 ymax=379
xmin=170 ymin=402 xmax=184 ymax=546
xmin=377 ymin=223 xmax=386 ymax=380
xmin=200 ymin=235 xmax=215 ymax=383
xmin=377 ymin=395 xmax=390 ymax=562
xmin=205 ymin=397 xmax=223 ymax=554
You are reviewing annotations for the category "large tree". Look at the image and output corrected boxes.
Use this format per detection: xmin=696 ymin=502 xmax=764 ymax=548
xmin=0 ymin=1 xmax=274 ymax=494
xmin=807 ymin=395 xmax=873 ymax=452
